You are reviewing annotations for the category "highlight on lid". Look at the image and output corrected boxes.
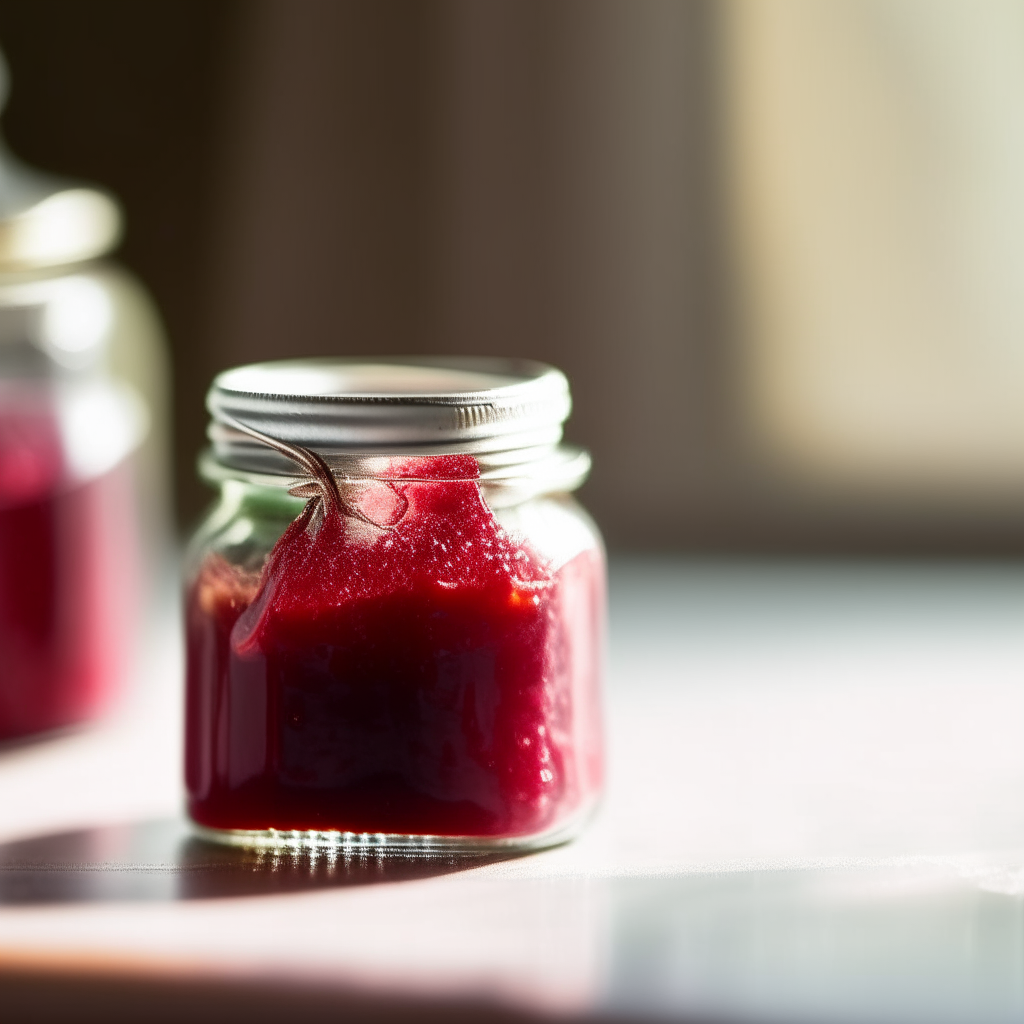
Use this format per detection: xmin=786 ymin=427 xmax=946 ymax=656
xmin=185 ymin=357 xmax=606 ymax=852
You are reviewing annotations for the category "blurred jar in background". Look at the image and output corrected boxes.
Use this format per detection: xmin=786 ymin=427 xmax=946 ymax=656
xmin=0 ymin=51 xmax=168 ymax=740
xmin=723 ymin=0 xmax=1024 ymax=503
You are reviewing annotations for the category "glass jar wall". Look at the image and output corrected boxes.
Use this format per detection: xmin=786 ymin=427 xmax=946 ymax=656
xmin=0 ymin=273 xmax=151 ymax=740
xmin=0 ymin=58 xmax=161 ymax=738
xmin=185 ymin=359 xmax=605 ymax=852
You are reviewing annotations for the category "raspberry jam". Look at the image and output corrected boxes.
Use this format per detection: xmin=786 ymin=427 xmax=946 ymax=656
xmin=0 ymin=405 xmax=135 ymax=740
xmin=185 ymin=454 xmax=604 ymax=840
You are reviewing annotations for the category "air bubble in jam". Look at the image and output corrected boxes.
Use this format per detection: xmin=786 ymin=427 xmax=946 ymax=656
xmin=185 ymin=454 xmax=604 ymax=837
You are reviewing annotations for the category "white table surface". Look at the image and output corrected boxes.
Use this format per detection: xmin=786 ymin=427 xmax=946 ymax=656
xmin=1 ymin=558 xmax=1023 ymax=1023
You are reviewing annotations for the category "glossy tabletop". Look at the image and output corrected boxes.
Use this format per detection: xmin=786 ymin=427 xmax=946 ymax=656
xmin=1 ymin=559 xmax=1023 ymax=1023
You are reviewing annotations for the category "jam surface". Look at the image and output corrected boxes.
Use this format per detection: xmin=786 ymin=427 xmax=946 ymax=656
xmin=186 ymin=456 xmax=604 ymax=837
xmin=0 ymin=405 xmax=133 ymax=740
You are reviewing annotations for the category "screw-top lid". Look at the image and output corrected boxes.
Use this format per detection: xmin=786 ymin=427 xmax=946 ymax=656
xmin=205 ymin=357 xmax=588 ymax=493
xmin=0 ymin=48 xmax=121 ymax=271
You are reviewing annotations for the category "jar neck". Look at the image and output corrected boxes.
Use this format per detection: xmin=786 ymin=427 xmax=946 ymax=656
xmin=199 ymin=444 xmax=590 ymax=508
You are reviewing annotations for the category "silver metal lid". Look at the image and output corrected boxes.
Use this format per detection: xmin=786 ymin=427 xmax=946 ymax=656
xmin=206 ymin=357 xmax=588 ymax=493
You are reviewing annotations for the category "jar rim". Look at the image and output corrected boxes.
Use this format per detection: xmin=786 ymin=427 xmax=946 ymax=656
xmin=198 ymin=444 xmax=591 ymax=503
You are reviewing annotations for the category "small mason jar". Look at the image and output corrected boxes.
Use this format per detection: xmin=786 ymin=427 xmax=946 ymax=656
xmin=0 ymin=52 xmax=161 ymax=739
xmin=185 ymin=358 xmax=606 ymax=852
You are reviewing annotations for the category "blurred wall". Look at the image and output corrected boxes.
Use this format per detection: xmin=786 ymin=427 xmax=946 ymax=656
xmin=0 ymin=0 xmax=1021 ymax=554
xmin=0 ymin=0 xmax=238 ymax=531
xmin=723 ymin=0 xmax=1024 ymax=518
xmin=206 ymin=0 xmax=734 ymax=550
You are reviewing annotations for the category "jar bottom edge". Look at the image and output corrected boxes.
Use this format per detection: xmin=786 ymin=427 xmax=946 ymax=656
xmin=189 ymin=800 xmax=599 ymax=857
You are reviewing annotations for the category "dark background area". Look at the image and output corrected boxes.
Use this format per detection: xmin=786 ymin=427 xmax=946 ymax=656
xmin=0 ymin=0 xmax=239 ymax=529
xmin=0 ymin=0 xmax=1020 ymax=553
xmin=0 ymin=0 xmax=737 ymax=549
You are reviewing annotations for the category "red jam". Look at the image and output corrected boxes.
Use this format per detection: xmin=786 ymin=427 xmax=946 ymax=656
xmin=0 ymin=404 xmax=134 ymax=740
xmin=186 ymin=455 xmax=604 ymax=837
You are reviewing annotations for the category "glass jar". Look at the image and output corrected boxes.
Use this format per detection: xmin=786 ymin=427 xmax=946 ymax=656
xmin=185 ymin=358 xmax=605 ymax=852
xmin=0 ymin=54 xmax=161 ymax=740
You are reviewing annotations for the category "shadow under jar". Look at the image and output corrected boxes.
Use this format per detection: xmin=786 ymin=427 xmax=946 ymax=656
xmin=185 ymin=358 xmax=605 ymax=852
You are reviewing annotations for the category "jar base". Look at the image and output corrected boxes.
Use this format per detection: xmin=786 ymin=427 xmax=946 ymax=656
xmin=189 ymin=800 xmax=598 ymax=856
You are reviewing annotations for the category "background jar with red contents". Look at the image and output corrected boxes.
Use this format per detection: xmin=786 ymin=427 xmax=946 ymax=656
xmin=0 ymin=188 xmax=159 ymax=740
xmin=185 ymin=358 xmax=606 ymax=853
